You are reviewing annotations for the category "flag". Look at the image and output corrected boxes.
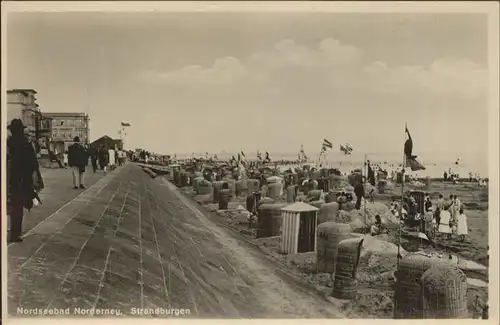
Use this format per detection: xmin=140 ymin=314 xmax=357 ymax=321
xmin=241 ymin=151 xmax=246 ymax=158
xmin=340 ymin=143 xmax=353 ymax=155
xmin=404 ymin=126 xmax=415 ymax=158
xmin=404 ymin=125 xmax=426 ymax=171
xmin=321 ymin=138 xmax=333 ymax=154
xmin=264 ymin=152 xmax=271 ymax=163
xmin=121 ymin=122 xmax=131 ymax=127
xmin=406 ymin=156 xmax=426 ymax=171
xmin=322 ymin=139 xmax=333 ymax=149
xmin=257 ymin=150 xmax=262 ymax=161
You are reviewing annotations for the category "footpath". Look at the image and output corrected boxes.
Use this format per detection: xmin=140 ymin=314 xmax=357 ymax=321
xmin=8 ymin=163 xmax=344 ymax=318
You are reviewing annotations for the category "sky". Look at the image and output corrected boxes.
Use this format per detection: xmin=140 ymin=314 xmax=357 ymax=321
xmin=7 ymin=12 xmax=489 ymax=158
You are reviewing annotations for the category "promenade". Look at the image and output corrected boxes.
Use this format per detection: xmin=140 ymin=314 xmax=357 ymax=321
xmin=8 ymin=163 xmax=344 ymax=318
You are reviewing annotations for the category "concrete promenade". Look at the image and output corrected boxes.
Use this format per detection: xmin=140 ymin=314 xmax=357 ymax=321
xmin=8 ymin=163 xmax=344 ymax=318
xmin=16 ymin=167 xmax=106 ymax=237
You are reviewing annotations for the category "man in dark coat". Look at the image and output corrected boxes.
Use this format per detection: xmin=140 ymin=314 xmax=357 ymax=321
xmin=7 ymin=119 xmax=40 ymax=243
xmin=88 ymin=145 xmax=99 ymax=173
xmin=68 ymin=136 xmax=88 ymax=189
xmin=98 ymin=145 xmax=109 ymax=172
xmin=354 ymin=181 xmax=365 ymax=210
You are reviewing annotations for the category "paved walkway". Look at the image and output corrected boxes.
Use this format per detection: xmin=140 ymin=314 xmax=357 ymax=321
xmin=8 ymin=164 xmax=343 ymax=318
xmin=14 ymin=167 xmax=106 ymax=236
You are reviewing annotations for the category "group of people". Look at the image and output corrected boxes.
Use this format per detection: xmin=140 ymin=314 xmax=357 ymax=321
xmin=435 ymin=194 xmax=468 ymax=241
xmin=6 ymin=118 xmax=128 ymax=243
xmin=380 ymin=193 xmax=468 ymax=242
xmin=65 ymin=137 xmax=127 ymax=189
xmin=395 ymin=192 xmax=468 ymax=241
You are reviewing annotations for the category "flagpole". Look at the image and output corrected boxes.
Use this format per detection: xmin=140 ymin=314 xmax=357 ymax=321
xmin=364 ymin=153 xmax=368 ymax=234
xmin=392 ymin=124 xmax=407 ymax=319
xmin=397 ymin=123 xmax=407 ymax=271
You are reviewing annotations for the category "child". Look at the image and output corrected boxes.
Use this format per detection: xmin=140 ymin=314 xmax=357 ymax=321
xmin=369 ymin=189 xmax=375 ymax=203
xmin=438 ymin=205 xmax=452 ymax=240
xmin=456 ymin=207 xmax=468 ymax=242
xmin=370 ymin=214 xmax=384 ymax=235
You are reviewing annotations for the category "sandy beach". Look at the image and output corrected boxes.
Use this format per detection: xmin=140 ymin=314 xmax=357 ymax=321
xmin=165 ymin=163 xmax=489 ymax=318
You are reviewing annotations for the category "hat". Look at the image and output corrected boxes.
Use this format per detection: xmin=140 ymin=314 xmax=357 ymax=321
xmin=73 ymin=136 xmax=80 ymax=142
xmin=7 ymin=118 xmax=26 ymax=131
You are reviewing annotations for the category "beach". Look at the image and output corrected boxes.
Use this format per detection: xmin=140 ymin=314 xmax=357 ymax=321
xmin=154 ymin=160 xmax=489 ymax=319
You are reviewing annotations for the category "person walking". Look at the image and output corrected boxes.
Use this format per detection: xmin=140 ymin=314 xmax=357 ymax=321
xmin=63 ymin=151 xmax=69 ymax=168
xmin=88 ymin=145 xmax=98 ymax=173
xmin=354 ymin=181 xmax=365 ymax=210
xmin=108 ymin=147 xmax=116 ymax=170
xmin=117 ymin=149 xmax=125 ymax=166
xmin=68 ymin=136 xmax=88 ymax=189
xmin=98 ymin=145 xmax=109 ymax=172
xmin=6 ymin=119 xmax=40 ymax=243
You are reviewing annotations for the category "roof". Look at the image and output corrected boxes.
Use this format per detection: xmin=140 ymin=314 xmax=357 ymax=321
xmin=281 ymin=201 xmax=319 ymax=213
xmin=91 ymin=135 xmax=119 ymax=143
xmin=8 ymin=89 xmax=37 ymax=94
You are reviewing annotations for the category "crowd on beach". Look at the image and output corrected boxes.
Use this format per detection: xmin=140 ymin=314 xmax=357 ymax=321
xmin=385 ymin=193 xmax=469 ymax=242
xmin=5 ymin=118 xmax=129 ymax=243
xmin=159 ymin=153 xmax=476 ymax=247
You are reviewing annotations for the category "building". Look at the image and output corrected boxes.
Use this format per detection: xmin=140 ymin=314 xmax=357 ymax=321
xmin=7 ymin=89 xmax=41 ymax=137
xmin=90 ymin=135 xmax=123 ymax=150
xmin=38 ymin=115 xmax=53 ymax=150
xmin=43 ymin=112 xmax=90 ymax=153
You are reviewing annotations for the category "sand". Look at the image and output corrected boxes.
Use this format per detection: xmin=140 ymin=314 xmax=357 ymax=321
xmin=176 ymin=175 xmax=488 ymax=318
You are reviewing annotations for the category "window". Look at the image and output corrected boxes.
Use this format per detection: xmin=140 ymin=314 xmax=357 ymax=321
xmin=60 ymin=120 xmax=64 ymax=126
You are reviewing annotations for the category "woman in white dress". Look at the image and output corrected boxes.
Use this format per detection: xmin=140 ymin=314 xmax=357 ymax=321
xmin=457 ymin=207 xmax=468 ymax=242
xmin=63 ymin=151 xmax=69 ymax=168
xmin=108 ymin=148 xmax=116 ymax=169
xmin=438 ymin=205 xmax=452 ymax=239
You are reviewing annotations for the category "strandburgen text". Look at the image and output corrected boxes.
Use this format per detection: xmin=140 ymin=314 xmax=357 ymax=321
xmin=130 ymin=308 xmax=191 ymax=316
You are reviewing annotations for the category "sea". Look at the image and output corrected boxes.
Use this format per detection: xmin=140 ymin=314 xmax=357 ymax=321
xmin=179 ymin=151 xmax=488 ymax=178
xmin=273 ymin=151 xmax=489 ymax=178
